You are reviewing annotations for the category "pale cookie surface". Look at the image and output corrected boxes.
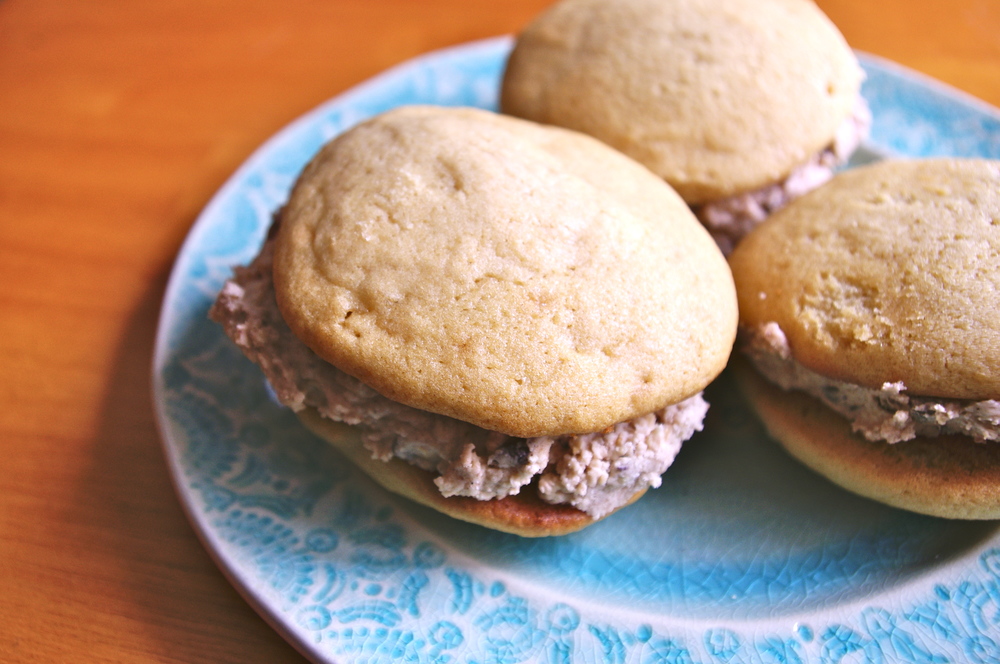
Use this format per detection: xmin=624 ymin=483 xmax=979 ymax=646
xmin=500 ymin=0 xmax=862 ymax=204
xmin=730 ymin=158 xmax=1000 ymax=400
xmin=273 ymin=106 xmax=736 ymax=438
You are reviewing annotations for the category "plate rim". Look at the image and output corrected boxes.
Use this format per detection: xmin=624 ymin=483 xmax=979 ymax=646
xmin=857 ymin=48 xmax=1000 ymax=122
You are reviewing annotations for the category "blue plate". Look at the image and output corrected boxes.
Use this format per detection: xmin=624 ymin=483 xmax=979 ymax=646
xmin=153 ymin=36 xmax=1000 ymax=663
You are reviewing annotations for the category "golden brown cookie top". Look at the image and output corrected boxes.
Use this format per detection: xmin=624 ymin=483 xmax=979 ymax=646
xmin=500 ymin=0 xmax=863 ymax=204
xmin=273 ymin=105 xmax=737 ymax=437
xmin=730 ymin=158 xmax=1000 ymax=400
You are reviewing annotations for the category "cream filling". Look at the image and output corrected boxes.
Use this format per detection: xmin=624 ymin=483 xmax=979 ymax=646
xmin=535 ymin=399 xmax=706 ymax=516
xmin=744 ymin=322 xmax=1000 ymax=444
xmin=210 ymin=235 xmax=706 ymax=518
xmin=698 ymin=95 xmax=873 ymax=255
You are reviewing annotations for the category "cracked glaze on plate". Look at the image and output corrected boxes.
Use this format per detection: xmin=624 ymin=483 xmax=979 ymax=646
xmin=153 ymin=37 xmax=1000 ymax=664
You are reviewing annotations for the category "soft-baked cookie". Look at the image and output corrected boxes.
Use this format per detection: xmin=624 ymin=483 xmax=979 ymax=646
xmin=730 ymin=158 xmax=1000 ymax=519
xmin=500 ymin=0 xmax=870 ymax=253
xmin=273 ymin=105 xmax=735 ymax=438
xmin=212 ymin=105 xmax=738 ymax=535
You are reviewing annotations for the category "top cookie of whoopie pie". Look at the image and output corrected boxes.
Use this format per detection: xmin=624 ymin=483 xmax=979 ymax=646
xmin=501 ymin=0 xmax=863 ymax=204
xmin=730 ymin=157 xmax=1000 ymax=403
xmin=272 ymin=105 xmax=737 ymax=439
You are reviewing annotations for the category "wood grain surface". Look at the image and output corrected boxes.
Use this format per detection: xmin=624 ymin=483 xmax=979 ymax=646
xmin=2 ymin=1 xmax=998 ymax=662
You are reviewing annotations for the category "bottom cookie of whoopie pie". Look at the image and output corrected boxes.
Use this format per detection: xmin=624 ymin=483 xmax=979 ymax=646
xmin=296 ymin=408 xmax=646 ymax=537
xmin=733 ymin=359 xmax=1000 ymax=521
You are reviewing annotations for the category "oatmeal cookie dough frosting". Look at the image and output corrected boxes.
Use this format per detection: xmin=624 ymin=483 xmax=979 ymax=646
xmin=730 ymin=158 xmax=1000 ymax=402
xmin=273 ymin=105 xmax=737 ymax=439
xmin=500 ymin=0 xmax=865 ymax=205
xmin=744 ymin=322 xmax=1000 ymax=444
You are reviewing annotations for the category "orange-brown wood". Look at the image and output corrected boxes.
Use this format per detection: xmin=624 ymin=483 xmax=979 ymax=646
xmin=2 ymin=1 xmax=998 ymax=662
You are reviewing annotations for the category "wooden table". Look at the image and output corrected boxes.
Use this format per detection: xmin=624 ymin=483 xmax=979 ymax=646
xmin=2 ymin=1 xmax=998 ymax=662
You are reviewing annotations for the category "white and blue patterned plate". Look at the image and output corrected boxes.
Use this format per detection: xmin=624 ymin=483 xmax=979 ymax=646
xmin=153 ymin=37 xmax=1000 ymax=664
